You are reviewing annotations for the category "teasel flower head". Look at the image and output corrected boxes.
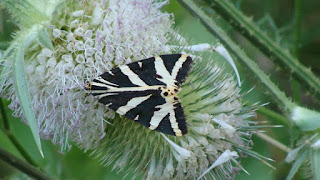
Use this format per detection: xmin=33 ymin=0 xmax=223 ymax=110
xmin=92 ymin=50 xmax=256 ymax=179
xmin=0 ymin=0 xmax=259 ymax=179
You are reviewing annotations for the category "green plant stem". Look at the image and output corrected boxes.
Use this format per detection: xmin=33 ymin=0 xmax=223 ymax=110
xmin=291 ymin=79 xmax=301 ymax=104
xmin=177 ymin=0 xmax=295 ymax=111
xmin=0 ymin=146 xmax=51 ymax=180
xmin=257 ymin=107 xmax=290 ymax=126
xmin=202 ymin=0 xmax=320 ymax=98
xmin=0 ymin=99 xmax=38 ymax=167
xmin=256 ymin=132 xmax=291 ymax=153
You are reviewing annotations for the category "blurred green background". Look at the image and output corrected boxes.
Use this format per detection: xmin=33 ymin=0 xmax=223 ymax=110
xmin=1 ymin=0 xmax=320 ymax=179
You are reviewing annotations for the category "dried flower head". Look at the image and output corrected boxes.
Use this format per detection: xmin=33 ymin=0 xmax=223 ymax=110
xmin=0 ymin=0 xmax=257 ymax=179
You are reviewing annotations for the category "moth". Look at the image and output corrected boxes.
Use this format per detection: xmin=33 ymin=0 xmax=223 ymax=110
xmin=85 ymin=54 xmax=192 ymax=136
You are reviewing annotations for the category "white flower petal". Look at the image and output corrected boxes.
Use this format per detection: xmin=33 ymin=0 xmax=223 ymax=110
xmin=214 ymin=44 xmax=241 ymax=86
xmin=212 ymin=118 xmax=236 ymax=135
xmin=197 ymin=150 xmax=238 ymax=180
xmin=161 ymin=133 xmax=191 ymax=159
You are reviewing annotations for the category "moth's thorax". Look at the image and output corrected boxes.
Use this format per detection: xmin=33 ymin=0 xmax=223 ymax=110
xmin=160 ymin=85 xmax=180 ymax=102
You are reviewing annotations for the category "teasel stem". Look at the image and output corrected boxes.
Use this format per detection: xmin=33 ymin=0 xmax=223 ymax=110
xmin=256 ymin=132 xmax=292 ymax=153
xmin=177 ymin=0 xmax=295 ymax=111
xmin=0 ymin=146 xmax=51 ymax=180
xmin=200 ymin=0 xmax=320 ymax=99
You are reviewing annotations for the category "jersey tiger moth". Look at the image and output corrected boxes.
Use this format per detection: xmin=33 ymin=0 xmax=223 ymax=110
xmin=85 ymin=54 xmax=192 ymax=136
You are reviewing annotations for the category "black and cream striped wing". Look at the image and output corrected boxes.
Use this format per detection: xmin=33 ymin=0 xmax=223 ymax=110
xmin=86 ymin=54 xmax=192 ymax=136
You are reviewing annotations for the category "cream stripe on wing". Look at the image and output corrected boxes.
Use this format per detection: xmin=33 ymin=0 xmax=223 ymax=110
xmin=90 ymin=90 xmax=109 ymax=94
xmin=119 ymin=65 xmax=148 ymax=86
xmin=169 ymin=110 xmax=182 ymax=136
xmin=116 ymin=94 xmax=152 ymax=115
xmin=96 ymin=76 xmax=119 ymax=87
xmin=171 ymin=54 xmax=188 ymax=79
xmin=154 ymin=56 xmax=175 ymax=86
xmin=96 ymin=93 xmax=118 ymax=99
xmin=92 ymin=82 xmax=115 ymax=89
xmin=149 ymin=102 xmax=172 ymax=130
xmin=104 ymin=85 xmax=162 ymax=92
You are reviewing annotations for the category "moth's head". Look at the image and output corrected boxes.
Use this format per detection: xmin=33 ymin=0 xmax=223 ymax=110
xmin=84 ymin=81 xmax=92 ymax=92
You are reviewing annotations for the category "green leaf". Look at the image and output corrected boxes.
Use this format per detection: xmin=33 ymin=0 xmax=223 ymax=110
xmin=38 ymin=27 xmax=54 ymax=51
xmin=311 ymin=149 xmax=320 ymax=180
xmin=286 ymin=150 xmax=308 ymax=180
xmin=12 ymin=34 xmax=43 ymax=157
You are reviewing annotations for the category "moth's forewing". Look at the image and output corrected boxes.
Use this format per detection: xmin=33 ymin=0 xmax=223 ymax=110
xmin=88 ymin=54 xmax=192 ymax=136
